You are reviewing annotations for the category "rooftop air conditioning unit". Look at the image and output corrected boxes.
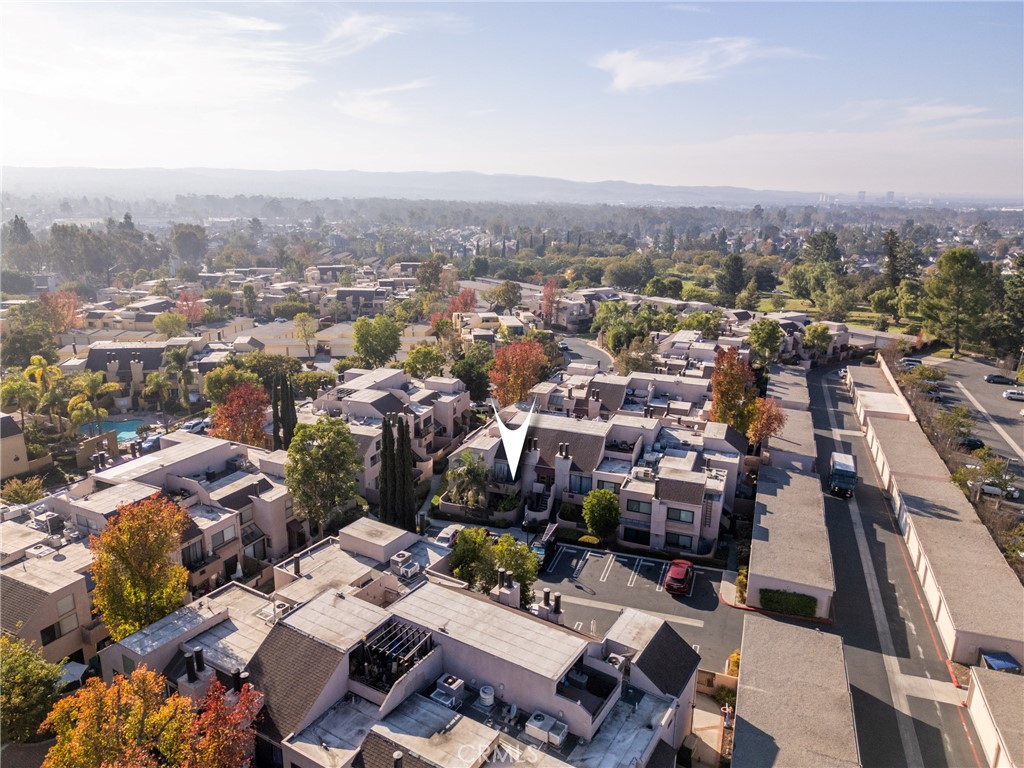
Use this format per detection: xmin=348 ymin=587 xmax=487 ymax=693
xmin=606 ymin=654 xmax=625 ymax=670
xmin=430 ymin=689 xmax=458 ymax=709
xmin=399 ymin=562 xmax=420 ymax=578
xmin=390 ymin=550 xmax=413 ymax=575
xmin=436 ymin=673 xmax=465 ymax=700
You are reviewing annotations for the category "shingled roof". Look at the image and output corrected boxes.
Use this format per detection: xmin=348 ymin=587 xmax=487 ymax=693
xmin=655 ymin=477 xmax=705 ymax=506
xmin=246 ymin=623 xmax=345 ymax=742
xmin=505 ymin=411 xmax=608 ymax=473
xmin=1 ymin=414 xmax=23 ymax=439
xmin=353 ymin=731 xmax=434 ymax=768
xmin=633 ymin=622 xmax=701 ymax=698
xmin=0 ymin=574 xmax=49 ymax=634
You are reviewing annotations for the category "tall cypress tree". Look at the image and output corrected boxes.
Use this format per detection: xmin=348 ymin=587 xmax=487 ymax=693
xmin=396 ymin=417 xmax=417 ymax=532
xmin=271 ymin=376 xmax=282 ymax=451
xmin=379 ymin=416 xmax=395 ymax=525
xmin=281 ymin=377 xmax=297 ymax=450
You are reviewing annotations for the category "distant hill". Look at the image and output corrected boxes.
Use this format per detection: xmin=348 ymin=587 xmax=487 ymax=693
xmin=3 ymin=166 xmax=834 ymax=207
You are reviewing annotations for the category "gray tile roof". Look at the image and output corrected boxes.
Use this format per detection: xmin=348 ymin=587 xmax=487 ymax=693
xmin=246 ymin=623 xmax=346 ymax=742
xmin=353 ymin=731 xmax=434 ymax=768
xmin=0 ymin=574 xmax=48 ymax=634
xmin=633 ymin=622 xmax=701 ymax=698
xmin=655 ymin=477 xmax=704 ymax=506
xmin=0 ymin=414 xmax=23 ymax=439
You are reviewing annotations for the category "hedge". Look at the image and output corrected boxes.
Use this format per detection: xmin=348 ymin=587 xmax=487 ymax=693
xmin=758 ymin=588 xmax=818 ymax=618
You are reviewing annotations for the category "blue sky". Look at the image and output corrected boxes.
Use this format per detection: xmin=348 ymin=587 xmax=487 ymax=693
xmin=3 ymin=2 xmax=1021 ymax=197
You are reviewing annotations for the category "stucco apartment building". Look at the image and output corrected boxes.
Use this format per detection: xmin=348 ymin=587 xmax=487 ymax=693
xmin=100 ymin=518 xmax=702 ymax=768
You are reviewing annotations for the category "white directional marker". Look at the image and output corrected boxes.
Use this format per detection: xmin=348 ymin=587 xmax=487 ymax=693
xmin=491 ymin=399 xmax=536 ymax=480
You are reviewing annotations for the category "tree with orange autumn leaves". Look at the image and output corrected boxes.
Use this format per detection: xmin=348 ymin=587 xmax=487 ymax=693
xmin=209 ymin=383 xmax=270 ymax=446
xmin=448 ymin=287 xmax=477 ymax=316
xmin=175 ymin=289 xmax=205 ymax=327
xmin=489 ymin=339 xmax=548 ymax=407
xmin=746 ymin=397 xmax=788 ymax=447
xmin=41 ymin=667 xmax=262 ymax=768
xmin=709 ymin=347 xmax=759 ymax=437
xmin=39 ymin=290 xmax=81 ymax=334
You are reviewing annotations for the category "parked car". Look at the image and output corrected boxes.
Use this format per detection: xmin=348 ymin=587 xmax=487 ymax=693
xmin=557 ymin=341 xmax=570 ymax=351
xmin=958 ymin=437 xmax=985 ymax=452
xmin=897 ymin=357 xmax=923 ymax=371
xmin=140 ymin=435 xmax=161 ymax=454
xmin=181 ymin=419 xmax=206 ymax=434
xmin=664 ymin=559 xmax=695 ymax=595
xmin=435 ymin=524 xmax=465 ymax=548
xmin=274 ymin=317 xmax=288 ymax=323
xmin=1002 ymin=389 xmax=1024 ymax=401
xmin=965 ymin=465 xmax=1021 ymax=499
xmin=983 ymin=374 xmax=1016 ymax=385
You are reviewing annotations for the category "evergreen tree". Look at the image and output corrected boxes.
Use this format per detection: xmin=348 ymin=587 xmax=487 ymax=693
xmin=281 ymin=377 xmax=298 ymax=449
xmin=271 ymin=376 xmax=282 ymax=451
xmin=379 ymin=417 xmax=395 ymax=525
xmin=396 ymin=417 xmax=417 ymax=532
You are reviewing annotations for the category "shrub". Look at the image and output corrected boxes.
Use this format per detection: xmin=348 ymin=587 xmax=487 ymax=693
xmin=862 ymin=354 xmax=876 ymax=365
xmin=758 ymin=588 xmax=818 ymax=617
xmin=715 ymin=686 xmax=737 ymax=708
xmin=578 ymin=535 xmax=601 ymax=546
xmin=726 ymin=649 xmax=741 ymax=677
xmin=1 ymin=476 xmax=45 ymax=505
xmin=735 ymin=566 xmax=748 ymax=604
xmin=904 ymin=323 xmax=922 ymax=336
xmin=872 ymin=315 xmax=889 ymax=331
xmin=555 ymin=528 xmax=583 ymax=544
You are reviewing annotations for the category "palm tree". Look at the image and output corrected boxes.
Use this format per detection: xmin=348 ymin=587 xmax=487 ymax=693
xmin=1 ymin=372 xmax=40 ymax=426
xmin=162 ymin=346 xmax=194 ymax=409
xmin=26 ymin=355 xmax=64 ymax=427
xmin=70 ymin=401 xmax=108 ymax=437
xmin=68 ymin=372 xmax=121 ymax=433
xmin=142 ymin=371 xmax=172 ymax=411
xmin=446 ymin=451 xmax=489 ymax=508
xmin=39 ymin=379 xmax=72 ymax=435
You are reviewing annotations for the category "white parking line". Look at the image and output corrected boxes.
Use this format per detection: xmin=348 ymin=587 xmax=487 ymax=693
xmin=655 ymin=561 xmax=668 ymax=592
xmin=599 ymin=554 xmax=615 ymax=583
xmin=627 ymin=558 xmax=642 ymax=587
xmin=560 ymin=594 xmax=704 ymax=628
xmin=954 ymin=382 xmax=1024 ymax=462
xmin=572 ymin=550 xmax=591 ymax=580
xmin=573 ymin=621 xmax=583 ymax=631
xmin=550 ymin=545 xmax=579 ymax=573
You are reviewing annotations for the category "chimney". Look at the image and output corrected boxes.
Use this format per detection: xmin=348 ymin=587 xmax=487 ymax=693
xmin=194 ymin=648 xmax=205 ymax=672
xmin=72 ymin=342 xmax=77 ymax=355
xmin=393 ymin=752 xmax=404 ymax=768
xmin=497 ymin=568 xmax=506 ymax=589
xmin=232 ymin=669 xmax=242 ymax=693
xmin=185 ymin=652 xmax=198 ymax=683
xmin=293 ymin=557 xmax=301 ymax=577
xmin=543 ymin=588 xmax=551 ymax=606
xmin=239 ymin=671 xmax=249 ymax=691
xmin=553 ymin=592 xmax=562 ymax=613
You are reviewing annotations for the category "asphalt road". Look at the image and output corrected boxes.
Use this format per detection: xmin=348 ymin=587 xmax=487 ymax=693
xmin=560 ymin=335 xmax=613 ymax=372
xmin=811 ymin=366 xmax=983 ymax=768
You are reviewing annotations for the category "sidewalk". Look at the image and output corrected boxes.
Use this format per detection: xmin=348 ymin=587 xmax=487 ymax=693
xmin=686 ymin=692 xmax=727 ymax=768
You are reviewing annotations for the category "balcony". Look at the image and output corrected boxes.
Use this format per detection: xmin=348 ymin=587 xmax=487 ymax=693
xmin=556 ymin=663 xmax=621 ymax=721
xmin=604 ymin=439 xmax=636 ymax=456
xmin=80 ymin=617 xmax=107 ymax=645
xmin=524 ymin=490 xmax=554 ymax=523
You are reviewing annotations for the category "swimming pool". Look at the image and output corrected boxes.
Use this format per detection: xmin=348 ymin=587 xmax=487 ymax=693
xmin=94 ymin=419 xmax=146 ymax=442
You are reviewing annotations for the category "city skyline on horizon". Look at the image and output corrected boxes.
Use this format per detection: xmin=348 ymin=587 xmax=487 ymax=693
xmin=2 ymin=2 xmax=1022 ymax=199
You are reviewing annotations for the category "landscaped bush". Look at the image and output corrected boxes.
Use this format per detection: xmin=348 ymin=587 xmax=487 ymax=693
xmin=904 ymin=323 xmax=922 ymax=336
xmin=578 ymin=535 xmax=601 ymax=546
xmin=726 ymin=649 xmax=741 ymax=677
xmin=735 ymin=566 xmax=748 ymax=604
xmin=555 ymin=528 xmax=583 ymax=544
xmin=862 ymin=354 xmax=876 ymax=365
xmin=758 ymin=588 xmax=818 ymax=617
xmin=715 ymin=686 xmax=737 ymax=708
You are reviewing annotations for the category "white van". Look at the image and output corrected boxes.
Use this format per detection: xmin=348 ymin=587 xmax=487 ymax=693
xmin=435 ymin=524 xmax=465 ymax=548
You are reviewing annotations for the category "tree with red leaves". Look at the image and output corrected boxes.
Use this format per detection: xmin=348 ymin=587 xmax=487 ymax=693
xmin=541 ymin=279 xmax=560 ymax=325
xmin=746 ymin=397 xmax=788 ymax=447
xmin=175 ymin=289 xmax=205 ymax=327
xmin=189 ymin=680 xmax=263 ymax=768
xmin=489 ymin=339 xmax=548 ymax=407
xmin=209 ymin=382 xmax=269 ymax=446
xmin=448 ymin=287 xmax=477 ymax=316
xmin=39 ymin=290 xmax=81 ymax=334
xmin=709 ymin=347 xmax=758 ymax=436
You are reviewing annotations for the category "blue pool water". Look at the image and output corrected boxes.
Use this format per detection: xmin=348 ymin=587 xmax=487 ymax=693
xmin=95 ymin=419 xmax=146 ymax=442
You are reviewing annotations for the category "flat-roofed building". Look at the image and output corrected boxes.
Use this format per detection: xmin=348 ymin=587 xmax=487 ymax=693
xmin=847 ymin=364 xmax=912 ymax=425
xmin=965 ymin=666 xmax=1023 ymax=768
xmin=766 ymin=364 xmax=811 ymax=411
xmin=746 ymin=467 xmax=835 ymax=620
xmin=766 ymin=408 xmax=817 ymax=474
xmin=732 ymin=614 xmax=860 ymax=768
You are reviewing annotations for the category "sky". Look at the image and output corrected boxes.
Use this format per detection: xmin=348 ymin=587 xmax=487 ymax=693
xmin=2 ymin=1 xmax=1022 ymax=198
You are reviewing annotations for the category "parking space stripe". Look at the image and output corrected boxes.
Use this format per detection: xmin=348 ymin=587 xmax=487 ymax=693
xmin=627 ymin=558 xmax=642 ymax=587
xmin=559 ymin=594 xmax=704 ymax=628
xmin=572 ymin=551 xmax=591 ymax=580
xmin=599 ymin=554 xmax=615 ymax=583
xmin=655 ymin=561 xmax=668 ymax=592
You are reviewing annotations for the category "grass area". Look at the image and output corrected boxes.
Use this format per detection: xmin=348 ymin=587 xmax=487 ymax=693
xmin=755 ymin=295 xmax=815 ymax=314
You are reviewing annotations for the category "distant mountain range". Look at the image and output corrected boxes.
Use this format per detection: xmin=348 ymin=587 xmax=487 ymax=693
xmin=2 ymin=166 xmax=1010 ymax=208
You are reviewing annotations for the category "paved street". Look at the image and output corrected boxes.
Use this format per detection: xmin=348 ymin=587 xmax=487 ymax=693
xmin=811 ymin=367 xmax=983 ymax=768
xmin=559 ymin=335 xmax=613 ymax=372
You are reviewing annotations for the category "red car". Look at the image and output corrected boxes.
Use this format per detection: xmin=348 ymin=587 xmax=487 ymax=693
xmin=664 ymin=559 xmax=694 ymax=595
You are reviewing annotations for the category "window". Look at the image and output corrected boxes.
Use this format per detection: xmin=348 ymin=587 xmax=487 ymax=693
xmin=181 ymin=540 xmax=203 ymax=568
xmin=370 ymin=453 xmax=379 ymax=466
xmin=57 ymin=594 xmax=76 ymax=616
xmin=212 ymin=526 xmax=236 ymax=550
xmin=245 ymin=539 xmax=267 ymax=561
xmin=622 ymin=527 xmax=650 ymax=546
xmin=40 ymin=614 xmax=78 ymax=646
xmin=597 ymin=480 xmax=621 ymax=493
xmin=76 ymin=515 xmax=100 ymax=532
xmin=568 ymin=474 xmax=592 ymax=495
xmin=59 ymin=614 xmax=79 ymax=635
xmin=240 ymin=508 xmax=253 ymax=525
xmin=492 ymin=461 xmax=513 ymax=484
xmin=626 ymin=499 xmax=652 ymax=515
xmin=666 ymin=533 xmax=693 ymax=550
xmin=667 ymin=507 xmax=694 ymax=524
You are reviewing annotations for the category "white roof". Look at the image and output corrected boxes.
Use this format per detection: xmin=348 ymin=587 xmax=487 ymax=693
xmin=282 ymin=590 xmax=389 ymax=651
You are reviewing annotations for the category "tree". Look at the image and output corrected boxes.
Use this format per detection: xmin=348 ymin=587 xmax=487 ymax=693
xmin=175 ymin=290 xmax=205 ymax=327
xmin=270 ymin=299 xmax=313 ymax=321
xmin=169 ymin=223 xmax=208 ymax=264
xmin=68 ymin=371 xmax=121 ymax=431
xmin=403 ymin=343 xmax=446 ymax=380
xmin=492 ymin=534 xmax=540 ymax=609
xmin=92 ymin=495 xmax=190 ymax=640
xmin=204 ymin=287 xmax=234 ymax=309
xmin=0 ymin=634 xmax=64 ymax=743
xmin=41 ymin=667 xmax=261 ymax=768
xmin=615 ymin=336 xmax=657 ymax=375
xmin=709 ymin=347 xmax=758 ymax=436
xmin=582 ymin=489 xmax=621 ymax=543
xmin=715 ymin=254 xmax=746 ymax=306
xmin=920 ymin=247 xmax=988 ymax=355
xmin=450 ymin=527 xmax=496 ymax=589
xmin=483 ymin=280 xmax=522 ymax=313
xmin=209 ymin=383 xmax=269 ymax=445
xmin=747 ymin=319 xmax=783 ymax=366
xmin=394 ymin=417 xmax=417 ymax=532
xmin=293 ymin=312 xmax=318 ymax=358
xmin=242 ymin=283 xmax=258 ymax=317
xmin=489 ymin=340 xmax=548 ymax=407
xmin=378 ymin=415 xmax=396 ymax=525
xmin=803 ymin=230 xmax=842 ymax=267
xmin=153 ymin=311 xmax=188 ymax=339
xmin=802 ymin=324 xmax=832 ymax=359
xmin=26 ymin=354 xmax=62 ymax=402
xmin=747 ymin=397 xmax=787 ymax=446
xmin=39 ymin=290 xmax=81 ymax=334
xmin=934 ymin=405 xmax=975 ymax=453
xmin=416 ymin=254 xmax=444 ymax=293
xmin=445 ymin=451 xmax=488 ymax=508
xmin=202 ymin=364 xmax=262 ymax=406
xmin=236 ymin=351 xmax=303 ymax=387
xmin=868 ymin=287 xmax=898 ymax=319
xmin=1 ymin=303 xmax=58 ymax=368
xmin=735 ymin=277 xmax=760 ymax=312
xmin=2 ymin=371 xmax=40 ymax=425
xmin=541 ymin=278 xmax=560 ymax=324
xmin=678 ymin=309 xmax=724 ymax=340
xmin=1 ymin=475 xmax=45 ymax=505
xmin=162 ymin=346 xmax=194 ymax=409
xmin=451 ymin=342 xmax=493 ymax=401
xmin=142 ymin=372 xmax=173 ymax=411
xmin=353 ymin=315 xmax=402 ymax=368
xmin=812 ymin=279 xmax=856 ymax=321
xmin=448 ymin=287 xmax=477 ymax=316
xmin=769 ymin=293 xmax=787 ymax=311
xmin=285 ymin=415 xmax=361 ymax=533
xmin=290 ymin=370 xmax=335 ymax=399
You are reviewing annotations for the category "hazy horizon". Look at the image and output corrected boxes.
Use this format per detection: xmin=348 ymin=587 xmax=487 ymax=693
xmin=3 ymin=2 xmax=1022 ymax=199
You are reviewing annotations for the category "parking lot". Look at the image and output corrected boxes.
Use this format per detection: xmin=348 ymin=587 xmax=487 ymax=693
xmin=538 ymin=545 xmax=744 ymax=671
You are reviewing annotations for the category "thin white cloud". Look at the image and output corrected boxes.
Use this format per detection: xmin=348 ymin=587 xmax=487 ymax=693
xmin=594 ymin=37 xmax=805 ymax=91
xmin=334 ymin=79 xmax=432 ymax=124
xmin=665 ymin=4 xmax=712 ymax=13
xmin=321 ymin=13 xmax=410 ymax=57
xmin=897 ymin=103 xmax=988 ymax=125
